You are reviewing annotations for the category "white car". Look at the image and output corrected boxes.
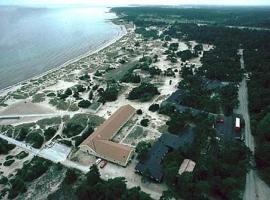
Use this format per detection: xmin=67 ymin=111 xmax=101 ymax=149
xmin=95 ymin=158 xmax=102 ymax=165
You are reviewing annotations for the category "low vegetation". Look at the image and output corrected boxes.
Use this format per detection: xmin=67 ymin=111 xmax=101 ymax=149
xmin=128 ymin=83 xmax=160 ymax=101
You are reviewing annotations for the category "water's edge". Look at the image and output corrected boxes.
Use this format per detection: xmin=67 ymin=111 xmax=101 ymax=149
xmin=0 ymin=22 xmax=127 ymax=95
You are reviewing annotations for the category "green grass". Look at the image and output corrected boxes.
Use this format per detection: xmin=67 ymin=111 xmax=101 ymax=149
xmin=89 ymin=102 xmax=102 ymax=111
xmin=32 ymin=93 xmax=46 ymax=103
xmin=105 ymin=60 xmax=138 ymax=81
xmin=37 ymin=117 xmax=61 ymax=129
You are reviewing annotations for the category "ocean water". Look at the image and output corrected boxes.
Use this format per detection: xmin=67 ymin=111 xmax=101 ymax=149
xmin=0 ymin=6 xmax=122 ymax=89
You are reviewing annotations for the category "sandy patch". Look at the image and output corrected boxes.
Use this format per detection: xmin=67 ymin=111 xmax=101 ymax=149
xmin=0 ymin=100 xmax=55 ymax=116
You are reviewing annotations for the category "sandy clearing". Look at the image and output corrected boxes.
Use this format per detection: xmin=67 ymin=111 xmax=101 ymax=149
xmin=45 ymin=80 xmax=77 ymax=92
xmin=0 ymin=100 xmax=55 ymax=116
xmin=100 ymin=159 xmax=167 ymax=199
xmin=0 ymin=146 xmax=33 ymax=177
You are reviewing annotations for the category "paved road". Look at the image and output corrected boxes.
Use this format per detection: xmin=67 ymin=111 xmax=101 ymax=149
xmin=236 ymin=49 xmax=270 ymax=200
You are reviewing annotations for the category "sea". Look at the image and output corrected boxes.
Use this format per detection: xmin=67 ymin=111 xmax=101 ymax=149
xmin=0 ymin=5 xmax=123 ymax=90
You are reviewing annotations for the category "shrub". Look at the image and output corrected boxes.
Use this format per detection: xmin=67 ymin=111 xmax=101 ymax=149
xmin=140 ymin=119 xmax=149 ymax=127
xmin=25 ymin=130 xmax=44 ymax=148
xmin=149 ymin=104 xmax=160 ymax=112
xmin=78 ymin=100 xmax=91 ymax=108
xmin=136 ymin=109 xmax=143 ymax=115
xmin=121 ymin=73 xmax=141 ymax=83
xmin=3 ymin=159 xmax=15 ymax=166
xmin=79 ymin=74 xmax=90 ymax=81
xmin=59 ymin=140 xmax=72 ymax=147
xmin=15 ymin=151 xmax=29 ymax=160
xmin=44 ymin=127 xmax=57 ymax=141
xmin=64 ymin=169 xmax=78 ymax=185
xmin=0 ymin=138 xmax=15 ymax=155
xmin=8 ymin=177 xmax=27 ymax=199
xmin=0 ymin=176 xmax=8 ymax=184
xmin=136 ymin=141 xmax=151 ymax=162
xmin=76 ymin=85 xmax=86 ymax=93
xmin=128 ymin=83 xmax=159 ymax=101
xmin=74 ymin=127 xmax=94 ymax=147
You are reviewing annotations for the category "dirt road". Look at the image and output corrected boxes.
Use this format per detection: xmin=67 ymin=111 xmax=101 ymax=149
xmin=236 ymin=49 xmax=270 ymax=200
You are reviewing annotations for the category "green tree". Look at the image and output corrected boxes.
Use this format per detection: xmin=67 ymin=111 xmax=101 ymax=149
xmin=86 ymin=165 xmax=101 ymax=186
xmin=136 ymin=141 xmax=151 ymax=162
xmin=64 ymin=169 xmax=78 ymax=185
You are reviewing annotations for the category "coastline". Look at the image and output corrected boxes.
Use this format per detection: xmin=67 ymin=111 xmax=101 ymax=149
xmin=0 ymin=22 xmax=127 ymax=96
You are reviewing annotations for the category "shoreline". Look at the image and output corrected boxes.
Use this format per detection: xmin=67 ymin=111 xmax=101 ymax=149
xmin=0 ymin=22 xmax=127 ymax=96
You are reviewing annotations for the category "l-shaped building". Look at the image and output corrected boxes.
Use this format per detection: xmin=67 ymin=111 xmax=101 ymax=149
xmin=79 ymin=105 xmax=135 ymax=167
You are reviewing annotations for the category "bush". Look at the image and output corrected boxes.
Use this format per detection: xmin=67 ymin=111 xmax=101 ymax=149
xmin=59 ymin=140 xmax=72 ymax=147
xmin=44 ymin=127 xmax=57 ymax=141
xmin=76 ymin=85 xmax=86 ymax=93
xmin=0 ymin=176 xmax=8 ymax=184
xmin=64 ymin=169 xmax=78 ymax=185
xmin=25 ymin=129 xmax=44 ymax=148
xmin=0 ymin=138 xmax=15 ymax=155
xmin=47 ymin=92 xmax=56 ymax=97
xmin=149 ymin=104 xmax=160 ymax=112
xmin=74 ymin=127 xmax=94 ymax=147
xmin=166 ymin=113 xmax=187 ymax=134
xmin=128 ymin=83 xmax=159 ymax=101
xmin=3 ymin=159 xmax=15 ymax=166
xmin=15 ymin=157 xmax=52 ymax=188
xmin=136 ymin=141 xmax=151 ymax=162
xmin=8 ymin=177 xmax=27 ymax=199
xmin=64 ymin=88 xmax=72 ymax=96
xmin=136 ymin=109 xmax=143 ymax=115
xmin=62 ymin=114 xmax=90 ymax=137
xmin=79 ymin=74 xmax=90 ymax=81
xmin=16 ymin=127 xmax=29 ymax=141
xmin=15 ymin=151 xmax=29 ymax=160
xmin=99 ymin=82 xmax=120 ymax=103
xmin=78 ymin=100 xmax=91 ymax=108
xmin=140 ymin=119 xmax=149 ymax=127
xmin=121 ymin=73 xmax=141 ymax=83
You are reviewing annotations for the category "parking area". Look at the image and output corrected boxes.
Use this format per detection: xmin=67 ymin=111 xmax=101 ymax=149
xmin=214 ymin=114 xmax=244 ymax=140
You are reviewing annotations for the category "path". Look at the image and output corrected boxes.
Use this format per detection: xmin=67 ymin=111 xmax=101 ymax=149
xmin=236 ymin=49 xmax=270 ymax=200
xmin=0 ymin=132 xmax=71 ymax=162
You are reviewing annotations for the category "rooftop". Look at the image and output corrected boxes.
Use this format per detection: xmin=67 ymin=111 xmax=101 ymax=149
xmin=135 ymin=128 xmax=195 ymax=182
xmin=178 ymin=159 xmax=196 ymax=175
xmin=80 ymin=105 xmax=136 ymax=166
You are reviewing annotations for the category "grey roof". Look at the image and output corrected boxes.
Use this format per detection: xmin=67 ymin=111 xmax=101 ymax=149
xmin=135 ymin=129 xmax=195 ymax=182
xmin=160 ymin=128 xmax=195 ymax=150
xmin=202 ymin=78 xmax=229 ymax=91
xmin=164 ymin=89 xmax=214 ymax=116
xmin=166 ymin=89 xmax=186 ymax=104
xmin=135 ymin=141 xmax=169 ymax=181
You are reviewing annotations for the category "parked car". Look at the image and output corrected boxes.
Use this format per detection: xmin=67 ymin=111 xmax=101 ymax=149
xmin=216 ymin=118 xmax=224 ymax=123
xmin=100 ymin=160 xmax=108 ymax=169
xmin=95 ymin=158 xmax=102 ymax=165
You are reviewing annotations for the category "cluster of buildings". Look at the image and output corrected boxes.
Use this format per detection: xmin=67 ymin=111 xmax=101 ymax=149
xmin=78 ymin=99 xmax=242 ymax=184
xmin=79 ymin=103 xmax=197 ymax=183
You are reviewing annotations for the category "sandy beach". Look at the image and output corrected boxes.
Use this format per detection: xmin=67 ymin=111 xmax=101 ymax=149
xmin=0 ymin=23 xmax=127 ymax=97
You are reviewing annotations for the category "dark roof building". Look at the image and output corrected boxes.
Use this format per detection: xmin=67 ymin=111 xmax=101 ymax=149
xmin=202 ymin=78 xmax=229 ymax=91
xmin=163 ymin=89 xmax=211 ymax=116
xmin=135 ymin=142 xmax=169 ymax=182
xmin=135 ymin=128 xmax=195 ymax=182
